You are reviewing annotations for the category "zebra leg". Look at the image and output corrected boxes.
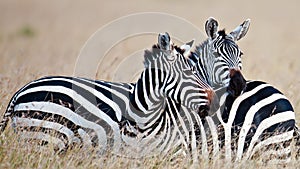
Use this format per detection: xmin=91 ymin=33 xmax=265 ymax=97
xmin=246 ymin=123 xmax=294 ymax=164
xmin=0 ymin=98 xmax=16 ymax=133
xmin=293 ymin=125 xmax=300 ymax=158
xmin=11 ymin=110 xmax=82 ymax=152
xmin=0 ymin=112 xmax=11 ymax=133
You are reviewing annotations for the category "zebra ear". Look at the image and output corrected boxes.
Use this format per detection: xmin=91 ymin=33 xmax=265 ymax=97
xmin=230 ymin=19 xmax=250 ymax=41
xmin=180 ymin=39 xmax=195 ymax=52
xmin=205 ymin=17 xmax=219 ymax=39
xmin=180 ymin=39 xmax=194 ymax=57
xmin=185 ymin=39 xmax=194 ymax=48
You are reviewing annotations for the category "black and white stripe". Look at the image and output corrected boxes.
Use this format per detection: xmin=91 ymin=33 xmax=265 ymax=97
xmin=0 ymin=33 xmax=213 ymax=159
xmin=214 ymin=77 xmax=295 ymax=162
xmin=188 ymin=17 xmax=249 ymax=88
xmin=188 ymin=17 xmax=297 ymax=162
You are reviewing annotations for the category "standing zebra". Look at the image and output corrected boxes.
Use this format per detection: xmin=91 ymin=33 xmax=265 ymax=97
xmin=188 ymin=17 xmax=297 ymax=162
xmin=0 ymin=33 xmax=214 ymax=159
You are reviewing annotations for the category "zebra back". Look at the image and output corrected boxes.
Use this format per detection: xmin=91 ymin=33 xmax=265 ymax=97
xmin=215 ymin=78 xmax=295 ymax=162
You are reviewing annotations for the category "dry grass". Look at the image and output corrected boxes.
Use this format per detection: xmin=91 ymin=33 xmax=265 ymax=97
xmin=0 ymin=129 xmax=299 ymax=169
xmin=0 ymin=0 xmax=300 ymax=168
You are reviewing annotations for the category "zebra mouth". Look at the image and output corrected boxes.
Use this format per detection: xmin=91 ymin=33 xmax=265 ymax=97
xmin=198 ymin=105 xmax=209 ymax=119
xmin=227 ymin=69 xmax=247 ymax=97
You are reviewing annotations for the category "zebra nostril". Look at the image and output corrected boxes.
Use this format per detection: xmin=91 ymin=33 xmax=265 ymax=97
xmin=229 ymin=68 xmax=241 ymax=78
xmin=227 ymin=68 xmax=246 ymax=97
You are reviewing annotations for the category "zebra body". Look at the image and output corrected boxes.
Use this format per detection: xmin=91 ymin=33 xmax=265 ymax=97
xmin=214 ymin=80 xmax=295 ymax=161
xmin=8 ymin=77 xmax=198 ymax=157
xmin=1 ymin=33 xmax=213 ymax=159
xmin=187 ymin=17 xmax=298 ymax=162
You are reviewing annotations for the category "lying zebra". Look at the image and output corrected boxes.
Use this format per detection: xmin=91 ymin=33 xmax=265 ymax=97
xmin=1 ymin=19 xmax=298 ymax=164
xmin=189 ymin=17 xmax=298 ymax=163
xmin=0 ymin=33 xmax=214 ymax=161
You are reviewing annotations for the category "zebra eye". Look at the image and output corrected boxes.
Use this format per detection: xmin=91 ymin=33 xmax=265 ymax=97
xmin=212 ymin=51 xmax=220 ymax=58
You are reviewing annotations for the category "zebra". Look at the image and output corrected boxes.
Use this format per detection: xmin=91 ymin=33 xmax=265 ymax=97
xmin=188 ymin=17 xmax=249 ymax=89
xmin=0 ymin=32 xmax=214 ymax=160
xmin=215 ymin=71 xmax=295 ymax=163
xmin=188 ymin=17 xmax=297 ymax=162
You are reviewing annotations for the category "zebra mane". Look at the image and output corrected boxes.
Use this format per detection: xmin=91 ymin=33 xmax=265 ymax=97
xmin=143 ymin=44 xmax=161 ymax=68
xmin=218 ymin=29 xmax=226 ymax=37
xmin=143 ymin=44 xmax=184 ymax=69
xmin=187 ymin=39 xmax=209 ymax=68
xmin=187 ymin=29 xmax=228 ymax=68
xmin=173 ymin=45 xmax=185 ymax=55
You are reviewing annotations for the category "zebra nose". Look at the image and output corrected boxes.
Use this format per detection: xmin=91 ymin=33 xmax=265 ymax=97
xmin=229 ymin=68 xmax=241 ymax=78
xmin=198 ymin=105 xmax=209 ymax=119
xmin=228 ymin=68 xmax=247 ymax=97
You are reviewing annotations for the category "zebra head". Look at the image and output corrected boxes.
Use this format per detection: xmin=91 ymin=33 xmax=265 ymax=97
xmin=206 ymin=17 xmax=250 ymax=87
xmin=143 ymin=32 xmax=213 ymax=112
xmin=190 ymin=17 xmax=250 ymax=88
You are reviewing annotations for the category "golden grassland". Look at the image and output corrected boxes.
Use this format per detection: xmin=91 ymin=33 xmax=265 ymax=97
xmin=0 ymin=0 xmax=300 ymax=168
xmin=1 ymin=129 xmax=300 ymax=169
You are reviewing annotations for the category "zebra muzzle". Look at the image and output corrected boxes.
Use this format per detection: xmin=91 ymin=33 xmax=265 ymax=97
xmin=199 ymin=89 xmax=219 ymax=117
xmin=227 ymin=69 xmax=247 ymax=97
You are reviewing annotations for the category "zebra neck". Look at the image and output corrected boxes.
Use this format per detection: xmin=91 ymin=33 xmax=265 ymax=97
xmin=195 ymin=40 xmax=213 ymax=86
xmin=130 ymin=72 xmax=165 ymax=115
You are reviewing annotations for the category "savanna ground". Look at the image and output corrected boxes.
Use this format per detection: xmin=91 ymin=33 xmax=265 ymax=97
xmin=0 ymin=0 xmax=300 ymax=168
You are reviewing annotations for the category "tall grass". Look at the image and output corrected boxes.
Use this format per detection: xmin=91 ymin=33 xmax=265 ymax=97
xmin=0 ymin=128 xmax=299 ymax=169
xmin=1 ymin=1 xmax=300 ymax=168
xmin=0 ymin=28 xmax=299 ymax=169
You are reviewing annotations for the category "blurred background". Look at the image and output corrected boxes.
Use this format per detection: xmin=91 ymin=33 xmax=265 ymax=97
xmin=0 ymin=0 xmax=299 ymax=121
